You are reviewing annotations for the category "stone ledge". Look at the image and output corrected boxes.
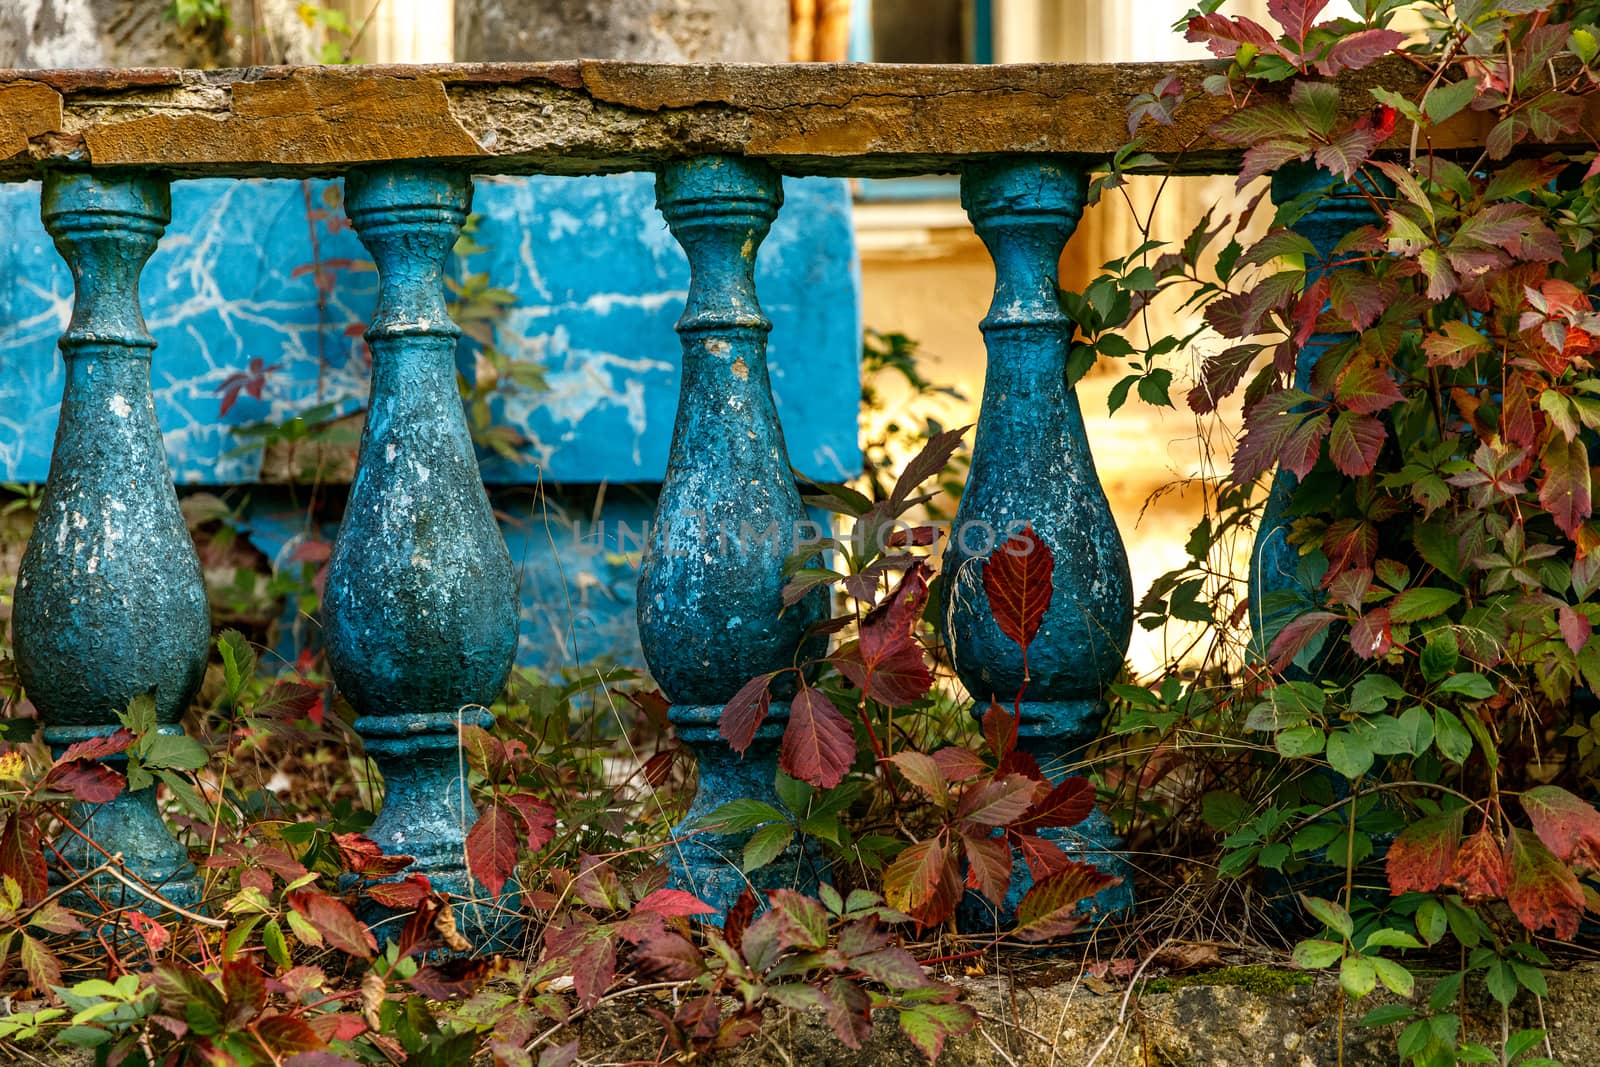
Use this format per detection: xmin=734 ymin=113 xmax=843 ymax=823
xmin=0 ymin=58 xmax=1578 ymax=181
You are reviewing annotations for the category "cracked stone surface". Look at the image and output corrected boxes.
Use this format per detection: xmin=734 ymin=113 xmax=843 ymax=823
xmin=0 ymin=57 xmax=1550 ymax=182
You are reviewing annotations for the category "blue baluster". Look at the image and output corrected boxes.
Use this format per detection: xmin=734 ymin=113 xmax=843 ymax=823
xmin=14 ymin=172 xmax=208 ymax=914
xmin=325 ymin=165 xmax=520 ymax=950
xmin=640 ymin=156 xmax=826 ymax=916
xmin=943 ymin=158 xmax=1135 ymax=927
xmin=1249 ymin=164 xmax=1376 ymax=670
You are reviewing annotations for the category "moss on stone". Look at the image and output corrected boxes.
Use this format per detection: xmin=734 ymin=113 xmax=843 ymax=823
xmin=1143 ymin=965 xmax=1313 ymax=996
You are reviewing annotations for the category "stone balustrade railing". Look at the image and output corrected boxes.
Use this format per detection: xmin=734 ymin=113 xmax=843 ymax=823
xmin=0 ymin=60 xmax=1534 ymax=945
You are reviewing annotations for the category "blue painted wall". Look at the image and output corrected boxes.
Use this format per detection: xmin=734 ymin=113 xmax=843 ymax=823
xmin=0 ymin=174 xmax=863 ymax=672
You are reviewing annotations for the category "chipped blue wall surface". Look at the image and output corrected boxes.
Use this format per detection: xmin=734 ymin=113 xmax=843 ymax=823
xmin=1 ymin=173 xmax=862 ymax=673
xmin=0 ymin=174 xmax=862 ymax=486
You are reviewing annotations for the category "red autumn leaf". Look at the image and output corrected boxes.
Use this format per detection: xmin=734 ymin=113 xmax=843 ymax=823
xmin=460 ymin=724 xmax=509 ymax=782
xmin=1013 ymin=861 xmax=1121 ymax=942
xmin=501 ymin=792 xmax=557 ymax=852
xmin=882 ymin=836 xmax=961 ymax=927
xmin=981 ymin=698 xmax=1019 ymax=762
xmin=1521 ymin=785 xmax=1600 ymax=869
xmin=1014 ymin=776 xmax=1096 ymax=833
xmin=723 ymin=887 xmax=757 ymax=953
xmin=957 ymin=774 xmax=1041 ymax=828
xmin=836 ymin=563 xmax=935 ymax=706
xmin=466 ymin=801 xmax=521 ymax=898
xmin=779 ymin=687 xmax=856 ymax=790
xmin=408 ymin=958 xmax=494 ymax=1001
xmin=835 ymin=640 xmax=934 ymax=706
xmin=1185 ymin=12 xmax=1277 ymax=58
xmin=930 ymin=745 xmax=989 ymax=782
xmin=887 ymin=751 xmax=949 ymax=804
xmin=254 ymin=1014 xmax=324 ymax=1056
xmin=1328 ymin=411 xmax=1386 ymax=476
xmin=634 ymin=888 xmax=717 ymax=918
xmin=1541 ymin=434 xmax=1592 ymax=538
xmin=43 ymin=760 xmax=126 ymax=803
xmin=308 ymin=1013 xmax=369 ymax=1043
xmin=1317 ymin=27 xmax=1405 ymax=75
xmin=366 ymin=874 xmax=433 ymax=911
xmin=573 ymin=934 xmax=617 ymax=1011
xmin=222 ymin=959 xmax=267 ymax=1026
xmin=332 ymin=832 xmax=414 ymax=878
xmin=1335 ymin=360 xmax=1405 ymax=415
xmin=1560 ymin=604 xmax=1593 ymax=656
xmin=1267 ymin=610 xmax=1339 ymax=671
xmin=251 ymin=682 xmax=321 ymax=723
xmin=289 ymin=892 xmax=376 ymax=959
xmin=1385 ymin=811 xmax=1462 ymax=895
xmin=822 ymin=978 xmax=873 ymax=1050
xmin=0 ymin=810 xmax=46 ymax=906
xmin=57 ymin=728 xmax=134 ymax=763
xmin=861 ymin=560 xmax=931 ymax=659
xmin=633 ymin=927 xmax=707 ymax=981
xmin=1504 ymin=828 xmax=1585 ymax=939
xmin=1446 ymin=825 xmax=1508 ymax=902
xmin=719 ymin=672 xmax=774 ymax=754
xmin=1267 ymin=0 xmax=1328 ymax=43
xmin=1349 ymin=606 xmax=1393 ymax=659
xmin=1014 ymin=833 xmax=1072 ymax=881
xmin=983 ymin=526 xmax=1054 ymax=653
xmin=961 ymin=832 xmax=1013 ymax=906
xmin=1233 ymin=392 xmax=1330 ymax=484
xmin=127 ymin=910 xmax=170 ymax=954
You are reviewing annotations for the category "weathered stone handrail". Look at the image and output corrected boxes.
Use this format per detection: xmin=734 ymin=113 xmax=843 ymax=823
xmin=0 ymin=57 xmax=1574 ymax=182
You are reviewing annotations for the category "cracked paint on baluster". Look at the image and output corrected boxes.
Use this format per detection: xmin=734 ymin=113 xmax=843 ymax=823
xmin=638 ymin=157 xmax=827 ymax=918
xmin=13 ymin=172 xmax=208 ymax=915
xmin=940 ymin=158 xmax=1135 ymax=929
xmin=0 ymin=175 xmax=859 ymax=487
xmin=323 ymin=165 xmax=520 ymax=952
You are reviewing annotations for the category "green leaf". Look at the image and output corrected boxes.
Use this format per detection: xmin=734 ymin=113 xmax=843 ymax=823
xmin=142 ymin=734 xmax=208 ymax=771
xmin=1350 ymin=675 xmax=1404 ymax=714
xmin=1201 ymin=791 xmax=1249 ymax=832
xmin=1485 ymin=960 xmax=1517 ymax=1006
xmin=743 ymin=823 xmax=795 ymax=873
xmin=1389 ymin=588 xmax=1460 ymax=623
xmin=1423 ymin=79 xmax=1478 ymax=124
xmin=1302 ymin=895 xmax=1354 ymax=938
xmin=1326 ymin=730 xmax=1375 ymax=780
xmin=217 ymin=629 xmax=256 ymax=705
xmin=1340 ymin=955 xmax=1377 ymax=997
xmin=1372 ymin=957 xmax=1415 ymax=998
xmin=1416 ymin=899 xmax=1447 ymax=945
xmin=1358 ymin=1003 xmax=1416 ymax=1027
xmin=1291 ymin=938 xmax=1344 ymax=969
xmin=1420 ymin=633 xmax=1459 ymax=682
xmin=1276 ymin=725 xmax=1326 ymax=758
xmin=694 ymin=798 xmax=785 ymax=834
xmin=1437 ymin=673 xmax=1495 ymax=699
xmin=1363 ymin=927 xmax=1423 ymax=950
xmin=1434 ymin=709 xmax=1473 ymax=764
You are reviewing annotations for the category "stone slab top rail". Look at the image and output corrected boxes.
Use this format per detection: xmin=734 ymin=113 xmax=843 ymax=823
xmin=0 ymin=56 xmax=1570 ymax=182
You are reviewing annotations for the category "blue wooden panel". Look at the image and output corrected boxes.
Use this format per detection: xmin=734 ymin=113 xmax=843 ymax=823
xmin=0 ymin=174 xmax=862 ymax=485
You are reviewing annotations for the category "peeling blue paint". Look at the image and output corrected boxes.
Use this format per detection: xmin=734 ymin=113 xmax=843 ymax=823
xmin=0 ymin=175 xmax=861 ymax=486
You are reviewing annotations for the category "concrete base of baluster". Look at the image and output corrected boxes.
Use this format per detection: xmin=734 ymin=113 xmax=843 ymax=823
xmin=45 ymin=725 xmax=202 ymax=917
xmin=353 ymin=710 xmax=523 ymax=954
xmin=668 ymin=703 xmax=825 ymax=919
xmin=956 ymin=699 xmax=1134 ymax=936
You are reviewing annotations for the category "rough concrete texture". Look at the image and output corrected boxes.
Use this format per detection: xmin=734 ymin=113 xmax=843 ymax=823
xmin=0 ymin=57 xmax=1570 ymax=182
xmin=565 ymin=964 xmax=1600 ymax=1065
xmin=455 ymin=0 xmax=787 ymax=63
